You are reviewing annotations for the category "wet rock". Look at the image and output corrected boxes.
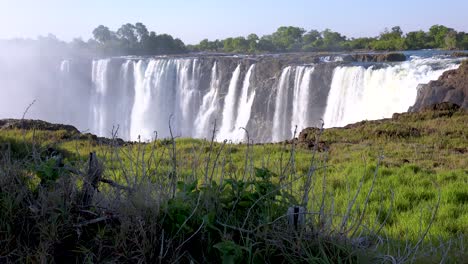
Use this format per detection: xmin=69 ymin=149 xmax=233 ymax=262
xmin=452 ymin=52 xmax=468 ymax=57
xmin=343 ymin=52 xmax=406 ymax=62
xmin=410 ymin=60 xmax=468 ymax=111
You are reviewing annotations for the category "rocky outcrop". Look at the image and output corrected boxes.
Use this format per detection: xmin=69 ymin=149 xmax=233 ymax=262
xmin=0 ymin=119 xmax=126 ymax=145
xmin=296 ymin=102 xmax=466 ymax=151
xmin=0 ymin=119 xmax=80 ymax=134
xmin=452 ymin=52 xmax=468 ymax=58
xmin=410 ymin=60 xmax=468 ymax=111
xmin=343 ymin=52 xmax=406 ymax=62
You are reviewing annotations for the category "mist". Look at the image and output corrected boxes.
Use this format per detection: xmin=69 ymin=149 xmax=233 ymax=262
xmin=0 ymin=38 xmax=91 ymax=129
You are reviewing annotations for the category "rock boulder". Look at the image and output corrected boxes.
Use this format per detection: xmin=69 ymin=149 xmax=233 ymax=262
xmin=410 ymin=60 xmax=468 ymax=111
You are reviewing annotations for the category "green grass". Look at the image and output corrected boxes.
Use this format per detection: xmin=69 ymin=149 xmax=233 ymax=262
xmin=0 ymin=107 xmax=466 ymax=262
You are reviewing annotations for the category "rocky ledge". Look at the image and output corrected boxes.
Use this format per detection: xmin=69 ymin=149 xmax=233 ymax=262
xmin=343 ymin=52 xmax=406 ymax=62
xmin=296 ymin=102 xmax=465 ymax=151
xmin=0 ymin=119 xmax=80 ymax=134
xmin=0 ymin=119 xmax=126 ymax=146
xmin=452 ymin=52 xmax=468 ymax=58
xmin=410 ymin=60 xmax=468 ymax=111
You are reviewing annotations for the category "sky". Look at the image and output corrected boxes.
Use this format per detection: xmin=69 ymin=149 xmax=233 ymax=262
xmin=0 ymin=0 xmax=467 ymax=44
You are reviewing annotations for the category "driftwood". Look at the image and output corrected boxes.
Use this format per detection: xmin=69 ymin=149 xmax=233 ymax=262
xmin=80 ymin=152 xmax=102 ymax=209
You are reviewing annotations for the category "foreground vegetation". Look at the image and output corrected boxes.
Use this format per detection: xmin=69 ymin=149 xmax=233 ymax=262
xmin=0 ymin=105 xmax=466 ymax=263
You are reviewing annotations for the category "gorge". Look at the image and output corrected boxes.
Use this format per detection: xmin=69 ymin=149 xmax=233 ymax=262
xmin=0 ymin=52 xmax=463 ymax=142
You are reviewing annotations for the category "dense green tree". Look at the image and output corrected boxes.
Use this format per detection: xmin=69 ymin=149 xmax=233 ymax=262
xmin=371 ymin=26 xmax=407 ymax=50
xmin=247 ymin=34 xmax=259 ymax=52
xmin=301 ymin=30 xmax=322 ymax=51
xmin=134 ymin=22 xmax=149 ymax=42
xmin=223 ymin=38 xmax=234 ymax=52
xmin=256 ymin=36 xmax=276 ymax=52
xmin=346 ymin=37 xmax=375 ymax=50
xmin=90 ymin=23 xmax=186 ymax=55
xmin=232 ymin=37 xmax=249 ymax=52
xmin=456 ymin=32 xmax=468 ymax=50
xmin=270 ymin=26 xmax=305 ymax=51
xmin=92 ymin=25 xmax=112 ymax=43
xmin=117 ymin=23 xmax=137 ymax=51
xmin=405 ymin=31 xmax=429 ymax=50
xmin=428 ymin=25 xmax=452 ymax=48
xmin=302 ymin=30 xmax=321 ymax=45
xmin=444 ymin=30 xmax=458 ymax=50
xmin=321 ymin=29 xmax=347 ymax=50
xmin=67 ymin=23 xmax=468 ymax=56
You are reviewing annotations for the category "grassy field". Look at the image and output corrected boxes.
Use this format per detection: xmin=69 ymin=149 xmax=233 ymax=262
xmin=0 ymin=105 xmax=466 ymax=263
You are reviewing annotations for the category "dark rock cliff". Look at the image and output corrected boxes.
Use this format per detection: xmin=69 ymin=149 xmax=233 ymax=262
xmin=410 ymin=60 xmax=468 ymax=111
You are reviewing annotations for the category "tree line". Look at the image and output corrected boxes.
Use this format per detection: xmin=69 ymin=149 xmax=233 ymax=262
xmin=89 ymin=23 xmax=186 ymax=55
xmin=2 ymin=23 xmax=467 ymax=58
xmin=190 ymin=25 xmax=468 ymax=53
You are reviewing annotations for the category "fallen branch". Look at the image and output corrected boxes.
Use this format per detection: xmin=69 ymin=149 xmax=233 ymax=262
xmin=100 ymin=178 xmax=133 ymax=192
xmin=74 ymin=216 xmax=110 ymax=228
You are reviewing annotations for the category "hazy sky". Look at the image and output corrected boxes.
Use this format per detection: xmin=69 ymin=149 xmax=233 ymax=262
xmin=1 ymin=0 xmax=467 ymax=44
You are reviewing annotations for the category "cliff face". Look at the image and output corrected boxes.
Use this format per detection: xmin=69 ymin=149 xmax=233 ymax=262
xmin=410 ymin=60 xmax=468 ymax=111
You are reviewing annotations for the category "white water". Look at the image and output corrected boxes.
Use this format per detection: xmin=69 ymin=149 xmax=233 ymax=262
xmin=194 ymin=62 xmax=221 ymax=138
xmin=175 ymin=59 xmax=202 ymax=136
xmin=41 ymin=55 xmax=462 ymax=143
xmin=218 ymin=64 xmax=241 ymax=139
xmin=323 ymin=58 xmax=460 ymax=128
xmin=130 ymin=59 xmax=151 ymax=140
xmin=272 ymin=66 xmax=292 ymax=142
xmin=218 ymin=64 xmax=256 ymax=142
xmin=272 ymin=66 xmax=316 ymax=142
xmin=60 ymin=60 xmax=70 ymax=73
xmin=117 ymin=60 xmax=134 ymax=140
xmin=90 ymin=59 xmax=110 ymax=137
xmin=291 ymin=66 xmax=315 ymax=136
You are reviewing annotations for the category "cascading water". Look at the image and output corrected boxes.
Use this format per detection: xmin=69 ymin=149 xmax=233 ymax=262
xmin=130 ymin=59 xmax=148 ymax=140
xmin=7 ymin=53 xmax=458 ymax=143
xmin=272 ymin=66 xmax=292 ymax=142
xmin=130 ymin=59 xmax=179 ymax=140
xmin=194 ymin=62 xmax=221 ymax=138
xmin=218 ymin=64 xmax=256 ymax=142
xmin=218 ymin=64 xmax=241 ymax=139
xmin=60 ymin=60 xmax=70 ymax=73
xmin=90 ymin=59 xmax=110 ymax=137
xmin=291 ymin=66 xmax=315 ymax=136
xmin=117 ymin=60 xmax=135 ymax=140
xmin=323 ymin=57 xmax=460 ymax=128
xmin=272 ymin=65 xmax=317 ymax=142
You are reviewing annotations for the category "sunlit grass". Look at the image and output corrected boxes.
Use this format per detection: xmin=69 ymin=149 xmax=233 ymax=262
xmin=0 ymin=107 xmax=466 ymax=262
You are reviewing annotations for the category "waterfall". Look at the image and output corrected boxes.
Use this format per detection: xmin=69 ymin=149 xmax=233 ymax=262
xmin=194 ymin=62 xmax=221 ymax=138
xmin=60 ymin=60 xmax=70 ymax=73
xmin=90 ymin=59 xmax=110 ymax=137
xmin=271 ymin=65 xmax=316 ymax=141
xmin=117 ymin=60 xmax=135 ymax=140
xmin=218 ymin=64 xmax=256 ymax=142
xmin=218 ymin=64 xmax=241 ymax=139
xmin=6 ymin=54 xmax=458 ymax=143
xmin=272 ymin=66 xmax=292 ymax=142
xmin=323 ymin=58 xmax=460 ymax=128
xmin=291 ymin=66 xmax=315 ymax=136
xmin=130 ymin=59 xmax=177 ymax=140
xmin=175 ymin=59 xmax=202 ymax=136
